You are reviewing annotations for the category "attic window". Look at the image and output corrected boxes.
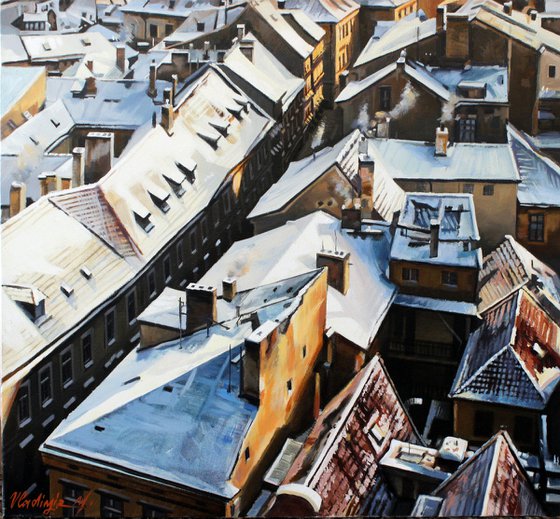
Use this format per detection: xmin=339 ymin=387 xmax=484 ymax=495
xmin=163 ymin=172 xmax=186 ymax=197
xmin=532 ymin=342 xmax=547 ymax=359
xmin=29 ymin=136 xmax=39 ymax=146
xmin=196 ymin=21 xmax=205 ymax=31
xmin=163 ymin=385 xmax=173 ymax=392
xmin=42 ymin=42 xmax=52 ymax=51
xmin=197 ymin=129 xmax=221 ymax=149
xmin=209 ymin=119 xmax=230 ymax=136
xmin=80 ymin=266 xmax=93 ymax=279
xmin=50 ymin=118 xmax=60 ymax=128
xmin=123 ymin=376 xmax=140 ymax=385
xmin=233 ymin=95 xmax=249 ymax=112
xmin=60 ymin=283 xmax=74 ymax=297
xmin=81 ymin=37 xmax=91 ymax=46
xmin=133 ymin=205 xmax=154 ymax=233
xmin=175 ymin=160 xmax=197 ymax=184
xmin=148 ymin=186 xmax=171 ymax=213
xmin=226 ymin=105 xmax=243 ymax=119
xmin=94 ymin=425 xmax=105 ymax=432
xmin=365 ymin=412 xmax=387 ymax=448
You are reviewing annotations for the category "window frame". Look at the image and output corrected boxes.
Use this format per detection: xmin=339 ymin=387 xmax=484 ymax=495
xmin=379 ymin=86 xmax=391 ymax=111
xmin=441 ymin=270 xmax=458 ymax=287
xmin=39 ymin=364 xmax=53 ymax=408
xmin=81 ymin=329 xmax=94 ymax=370
xmin=176 ymin=241 xmax=184 ymax=269
xmin=60 ymin=346 xmax=74 ymax=389
xmin=105 ymin=307 xmax=116 ymax=347
xmin=126 ymin=289 xmax=137 ymax=326
xmin=482 ymin=184 xmax=494 ymax=196
xmin=163 ymin=254 xmax=172 ymax=283
xmin=100 ymin=493 xmax=124 ymax=518
xmin=17 ymin=380 xmax=32 ymax=427
xmin=147 ymin=268 xmax=157 ymax=299
xmin=402 ymin=267 xmax=419 ymax=283
xmin=462 ymin=183 xmax=474 ymax=194
xmin=528 ymin=213 xmax=545 ymax=242
xmin=549 ymin=64 xmax=556 ymax=78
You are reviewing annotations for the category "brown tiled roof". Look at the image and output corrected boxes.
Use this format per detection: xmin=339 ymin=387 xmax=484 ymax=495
xmin=433 ymin=431 xmax=544 ymax=516
xmin=451 ymin=289 xmax=560 ymax=410
xmin=280 ymin=356 xmax=420 ymax=516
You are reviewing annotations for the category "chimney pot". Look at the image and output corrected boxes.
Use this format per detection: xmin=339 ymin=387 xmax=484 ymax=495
xmin=316 ymin=251 xmax=350 ymax=295
xmin=148 ymin=60 xmax=157 ymax=98
xmin=222 ymin=277 xmax=238 ymax=302
xmin=186 ymin=284 xmax=217 ymax=334
xmin=38 ymin=174 xmax=49 ymax=196
xmin=85 ymin=76 xmax=96 ymax=96
xmin=503 ymin=1 xmax=512 ymax=14
xmin=161 ymin=103 xmax=174 ymax=134
xmin=430 ymin=219 xmax=440 ymax=258
xmin=116 ymin=44 xmax=126 ymax=72
xmin=72 ymin=146 xmax=85 ymax=187
xmin=9 ymin=181 xmax=27 ymax=217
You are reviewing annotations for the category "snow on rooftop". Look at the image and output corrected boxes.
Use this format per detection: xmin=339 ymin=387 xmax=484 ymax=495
xmin=283 ymin=0 xmax=359 ymax=24
xmin=1 ymin=66 xmax=45 ymax=116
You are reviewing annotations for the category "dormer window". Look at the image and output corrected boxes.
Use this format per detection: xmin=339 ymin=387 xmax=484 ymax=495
xmin=209 ymin=119 xmax=230 ymax=137
xmin=163 ymin=171 xmax=186 ymax=197
xmin=133 ymin=204 xmax=154 ymax=233
xmin=175 ymin=160 xmax=196 ymax=184
xmin=80 ymin=266 xmax=93 ymax=279
xmin=226 ymin=105 xmax=243 ymax=119
xmin=148 ymin=186 xmax=171 ymax=213
xmin=81 ymin=37 xmax=91 ymax=47
xmin=197 ymin=128 xmax=221 ymax=149
xmin=60 ymin=283 xmax=74 ymax=297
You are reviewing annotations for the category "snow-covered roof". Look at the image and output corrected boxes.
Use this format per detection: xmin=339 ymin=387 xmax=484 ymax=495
xmin=477 ymin=235 xmax=560 ymax=316
xmin=353 ymin=16 xmax=437 ymax=68
xmin=457 ymin=0 xmax=560 ymax=53
xmin=248 ymin=131 xmax=360 ymax=219
xmin=391 ymin=193 xmax=482 ymax=269
xmin=525 ymin=131 xmax=560 ymax=150
xmin=283 ymin=0 xmax=359 ymax=23
xmin=222 ymin=32 xmax=304 ymax=110
xmin=21 ymin=32 xmax=116 ymax=61
xmin=394 ymin=294 xmax=478 ymax=315
xmin=1 ymin=34 xmax=29 ymax=64
xmin=41 ymin=271 xmax=320 ymax=497
xmin=451 ymin=288 xmax=560 ymax=410
xmin=279 ymin=9 xmax=325 ymax=41
xmin=420 ymin=431 xmax=544 ymax=516
xmin=1 ymin=66 xmax=45 ymax=117
xmin=200 ymin=211 xmax=397 ymax=350
xmin=367 ymin=138 xmax=520 ymax=182
xmin=507 ymin=124 xmax=560 ymax=208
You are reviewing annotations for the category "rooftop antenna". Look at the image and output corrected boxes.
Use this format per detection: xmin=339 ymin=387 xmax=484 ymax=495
xmin=178 ymin=297 xmax=187 ymax=348
xmin=228 ymin=344 xmax=232 ymax=393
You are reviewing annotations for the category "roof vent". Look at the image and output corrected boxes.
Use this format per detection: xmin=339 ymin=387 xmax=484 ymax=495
xmin=133 ymin=204 xmax=154 ymax=233
xmin=80 ymin=266 xmax=93 ymax=279
xmin=175 ymin=160 xmax=197 ymax=184
xmin=80 ymin=37 xmax=91 ymax=47
xmin=163 ymin=171 xmax=186 ymax=197
xmin=148 ymin=186 xmax=171 ymax=213
xmin=60 ymin=283 xmax=74 ymax=297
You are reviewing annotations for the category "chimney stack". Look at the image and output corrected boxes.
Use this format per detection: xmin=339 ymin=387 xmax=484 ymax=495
xmin=397 ymin=49 xmax=406 ymax=68
xmin=171 ymin=73 xmax=178 ymax=100
xmin=116 ymin=44 xmax=126 ymax=72
xmin=84 ymin=132 xmax=114 ymax=183
xmin=9 ymin=181 xmax=27 ymax=217
xmin=316 ymin=250 xmax=350 ymax=295
xmin=186 ymin=284 xmax=217 ymax=334
xmin=278 ymin=0 xmax=286 ymax=8
xmin=222 ymin=277 xmax=238 ymax=302
xmin=530 ymin=9 xmax=539 ymax=22
xmin=85 ymin=76 xmax=96 ymax=97
xmin=148 ymin=60 xmax=157 ymax=98
xmin=86 ymin=59 xmax=94 ymax=72
xmin=435 ymin=125 xmax=449 ymax=156
xmin=38 ymin=174 xmax=48 ymax=196
xmin=237 ymin=23 xmax=245 ymax=41
xmin=376 ymin=116 xmax=391 ymax=138
xmin=163 ymin=87 xmax=173 ymax=105
xmin=341 ymin=205 xmax=361 ymax=230
xmin=161 ymin=103 xmax=174 ymax=134
xmin=72 ymin=146 xmax=85 ymax=187
xmin=430 ymin=219 xmax=440 ymax=258
xmin=358 ymin=154 xmax=374 ymax=218
xmin=436 ymin=5 xmax=447 ymax=32
xmin=503 ymin=1 xmax=512 ymax=14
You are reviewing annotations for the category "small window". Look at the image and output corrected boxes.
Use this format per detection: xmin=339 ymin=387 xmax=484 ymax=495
xmin=402 ymin=267 xmax=419 ymax=282
xmin=105 ymin=308 xmax=116 ymax=346
xmin=61 ymin=347 xmax=74 ymax=388
xmin=244 ymin=447 xmax=250 ymax=461
xmin=134 ymin=211 xmax=154 ymax=233
xmin=379 ymin=86 xmax=391 ymax=111
xmin=287 ymin=379 xmax=293 ymax=396
xmin=483 ymin=184 xmax=494 ymax=196
xmin=39 ymin=364 xmax=53 ymax=407
xmin=201 ymin=217 xmax=209 ymax=244
xmin=196 ymin=21 xmax=204 ymax=31
xmin=165 ymin=23 xmax=173 ymax=36
xmin=18 ymin=382 xmax=31 ymax=426
xmin=462 ymin=183 xmax=474 ymax=194
xmin=223 ymin=190 xmax=231 ymax=214
xmin=163 ymin=255 xmax=172 ymax=283
xmin=148 ymin=269 xmax=157 ymax=298
xmin=442 ymin=271 xmax=458 ymax=287
xmin=529 ymin=213 xmax=545 ymax=242
xmin=149 ymin=190 xmax=170 ymax=214
xmin=176 ymin=242 xmax=184 ymax=268
xmin=127 ymin=290 xmax=137 ymax=326
xmin=82 ymin=330 xmax=93 ymax=369
xmin=212 ymin=203 xmax=220 ymax=227
xmin=100 ymin=494 xmax=124 ymax=517
xmin=514 ymin=415 xmax=534 ymax=445
xmin=549 ymin=65 xmax=556 ymax=78
xmin=142 ymin=504 xmax=168 ymax=518
xmin=62 ymin=483 xmax=86 ymax=517
xmin=302 ymin=345 xmax=306 ymax=358
xmin=149 ymin=24 xmax=158 ymax=38
xmin=474 ymin=410 xmax=493 ymax=437
xmin=189 ymin=230 xmax=197 ymax=253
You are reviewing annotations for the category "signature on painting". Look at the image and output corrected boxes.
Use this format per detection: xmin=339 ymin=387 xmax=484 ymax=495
xmin=10 ymin=490 xmax=92 ymax=516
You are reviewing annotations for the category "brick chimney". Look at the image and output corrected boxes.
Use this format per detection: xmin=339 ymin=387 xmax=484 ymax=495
xmin=435 ymin=125 xmax=448 ymax=156
xmin=72 ymin=146 xmax=85 ymax=187
xmin=430 ymin=219 xmax=440 ymax=258
xmin=316 ymin=250 xmax=350 ymax=295
xmin=84 ymin=132 xmax=114 ymax=183
xmin=503 ymin=1 xmax=512 ymax=14
xmin=358 ymin=154 xmax=374 ymax=217
xmin=116 ymin=44 xmax=126 ymax=72
xmin=161 ymin=103 xmax=174 ymax=135
xmin=186 ymin=283 xmax=217 ymax=334
xmin=38 ymin=174 xmax=48 ymax=196
xmin=341 ymin=205 xmax=361 ymax=230
xmin=9 ymin=181 xmax=27 ymax=217
xmin=148 ymin=59 xmax=157 ymax=98
xmin=222 ymin=277 xmax=238 ymax=302
xmin=85 ymin=76 xmax=96 ymax=97
xmin=86 ymin=59 xmax=94 ymax=72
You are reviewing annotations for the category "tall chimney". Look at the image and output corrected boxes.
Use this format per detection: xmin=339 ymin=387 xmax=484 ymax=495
xmin=435 ymin=125 xmax=449 ymax=156
xmin=86 ymin=59 xmax=94 ymax=72
xmin=72 ymin=146 xmax=85 ymax=187
xmin=148 ymin=60 xmax=157 ymax=98
xmin=316 ymin=250 xmax=350 ymax=295
xmin=436 ymin=5 xmax=447 ymax=32
xmin=222 ymin=277 xmax=238 ymax=302
xmin=341 ymin=206 xmax=361 ymax=230
xmin=60 ymin=177 xmax=71 ymax=190
xmin=203 ymin=40 xmax=210 ymax=60
xmin=161 ymin=103 xmax=174 ymax=135
xmin=358 ymin=154 xmax=374 ymax=218
xmin=171 ymin=73 xmax=178 ymax=101
xmin=85 ymin=76 xmax=96 ymax=96
xmin=237 ymin=23 xmax=245 ymax=41
xmin=186 ymin=284 xmax=217 ymax=334
xmin=38 ymin=174 xmax=48 ymax=196
xmin=163 ymin=87 xmax=173 ymax=105
xmin=278 ymin=0 xmax=286 ymax=8
xmin=9 ymin=181 xmax=27 ymax=217
xmin=84 ymin=132 xmax=114 ymax=183
xmin=430 ymin=219 xmax=440 ymax=258
xmin=503 ymin=1 xmax=512 ymax=14
xmin=396 ymin=49 xmax=406 ymax=68
xmin=116 ymin=44 xmax=126 ymax=72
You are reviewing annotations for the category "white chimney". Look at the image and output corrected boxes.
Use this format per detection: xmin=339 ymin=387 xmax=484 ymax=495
xmin=72 ymin=146 xmax=85 ymax=187
xmin=9 ymin=181 xmax=27 ymax=217
xmin=237 ymin=23 xmax=245 ymax=41
xmin=435 ymin=125 xmax=449 ymax=156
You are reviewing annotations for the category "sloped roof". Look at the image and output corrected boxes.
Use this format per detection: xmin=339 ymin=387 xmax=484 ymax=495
xmin=41 ymin=271 xmax=320 ymax=498
xmin=451 ymin=289 xmax=560 ymax=410
xmin=507 ymin=124 xmax=560 ymax=208
xmin=279 ymin=9 xmax=325 ymax=41
xmin=248 ymin=130 xmax=361 ymax=219
xmin=283 ymin=0 xmax=359 ymax=23
xmin=1 ymin=66 xmax=45 ymax=116
xmin=277 ymin=356 xmax=420 ymax=515
xmin=200 ymin=211 xmax=397 ymax=350
xmin=478 ymin=235 xmax=560 ymax=315
xmin=428 ymin=431 xmax=544 ymax=516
